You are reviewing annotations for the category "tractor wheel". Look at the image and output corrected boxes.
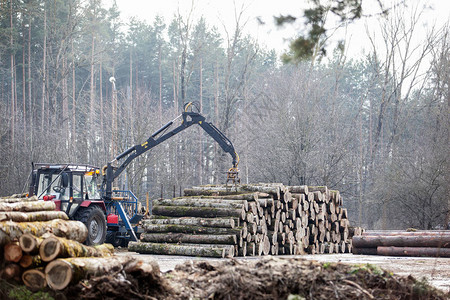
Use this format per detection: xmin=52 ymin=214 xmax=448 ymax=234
xmin=74 ymin=206 xmax=106 ymax=245
xmin=106 ymin=231 xmax=122 ymax=248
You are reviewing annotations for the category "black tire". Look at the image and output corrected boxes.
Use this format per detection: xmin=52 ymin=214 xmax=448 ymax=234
xmin=121 ymin=238 xmax=129 ymax=248
xmin=74 ymin=206 xmax=107 ymax=245
xmin=106 ymin=231 xmax=122 ymax=248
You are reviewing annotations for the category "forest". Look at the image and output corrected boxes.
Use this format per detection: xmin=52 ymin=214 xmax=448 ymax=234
xmin=0 ymin=0 xmax=448 ymax=230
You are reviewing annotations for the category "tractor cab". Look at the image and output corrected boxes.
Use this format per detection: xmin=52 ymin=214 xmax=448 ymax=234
xmin=30 ymin=164 xmax=102 ymax=214
xmin=29 ymin=163 xmax=107 ymax=245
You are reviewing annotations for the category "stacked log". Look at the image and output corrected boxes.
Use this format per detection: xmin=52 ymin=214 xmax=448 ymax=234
xmin=129 ymin=183 xmax=356 ymax=257
xmin=0 ymin=194 xmax=111 ymax=290
xmin=352 ymin=230 xmax=450 ymax=257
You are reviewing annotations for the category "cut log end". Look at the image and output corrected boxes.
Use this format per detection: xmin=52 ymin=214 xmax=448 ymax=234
xmin=45 ymin=260 xmax=73 ymax=291
xmin=19 ymin=233 xmax=43 ymax=253
xmin=4 ymin=243 xmax=23 ymax=262
xmin=40 ymin=237 xmax=61 ymax=262
xmin=22 ymin=269 xmax=47 ymax=291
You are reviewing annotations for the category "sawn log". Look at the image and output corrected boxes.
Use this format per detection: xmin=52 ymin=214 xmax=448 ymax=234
xmin=0 ymin=219 xmax=88 ymax=245
xmin=140 ymin=232 xmax=237 ymax=244
xmin=128 ymin=241 xmax=234 ymax=258
xmin=39 ymin=235 xmax=114 ymax=262
xmin=142 ymin=217 xmax=236 ymax=228
xmin=0 ymin=211 xmax=68 ymax=222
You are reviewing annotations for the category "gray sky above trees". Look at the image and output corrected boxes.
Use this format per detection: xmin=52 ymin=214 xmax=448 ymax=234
xmin=112 ymin=0 xmax=449 ymax=60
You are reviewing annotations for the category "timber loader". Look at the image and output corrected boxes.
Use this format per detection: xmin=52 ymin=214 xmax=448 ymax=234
xmin=28 ymin=102 xmax=240 ymax=246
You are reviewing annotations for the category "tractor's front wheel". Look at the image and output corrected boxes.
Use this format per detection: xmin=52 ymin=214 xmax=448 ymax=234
xmin=75 ymin=206 xmax=107 ymax=245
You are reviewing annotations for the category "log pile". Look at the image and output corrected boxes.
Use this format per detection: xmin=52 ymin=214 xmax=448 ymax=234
xmin=352 ymin=230 xmax=450 ymax=257
xmin=0 ymin=193 xmax=118 ymax=291
xmin=129 ymin=183 xmax=358 ymax=257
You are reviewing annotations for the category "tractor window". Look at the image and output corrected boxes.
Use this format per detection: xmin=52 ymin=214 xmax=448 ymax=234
xmin=85 ymin=174 xmax=100 ymax=199
xmin=72 ymin=174 xmax=82 ymax=199
xmin=59 ymin=172 xmax=70 ymax=200
xmin=37 ymin=173 xmax=60 ymax=199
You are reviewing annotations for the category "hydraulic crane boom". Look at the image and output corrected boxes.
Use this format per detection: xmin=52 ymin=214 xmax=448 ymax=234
xmin=103 ymin=102 xmax=239 ymax=201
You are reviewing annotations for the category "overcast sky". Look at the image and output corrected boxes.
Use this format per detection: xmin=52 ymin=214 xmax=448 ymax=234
xmin=110 ymin=0 xmax=450 ymax=60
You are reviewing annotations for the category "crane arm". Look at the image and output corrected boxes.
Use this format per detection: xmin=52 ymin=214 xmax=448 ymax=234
xmin=103 ymin=105 xmax=239 ymax=200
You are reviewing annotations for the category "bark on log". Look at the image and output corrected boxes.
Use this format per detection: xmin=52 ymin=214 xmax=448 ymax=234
xmin=287 ymin=186 xmax=309 ymax=194
xmin=183 ymin=188 xmax=243 ymax=197
xmin=0 ymin=200 xmax=56 ymax=212
xmin=352 ymin=235 xmax=450 ymax=248
xmin=22 ymin=268 xmax=47 ymax=291
xmin=352 ymin=247 xmax=378 ymax=255
xmin=363 ymin=230 xmax=450 ymax=236
xmin=217 ymin=192 xmax=269 ymax=200
xmin=140 ymin=232 xmax=237 ymax=244
xmin=185 ymin=184 xmax=282 ymax=199
xmin=143 ymin=217 xmax=236 ymax=228
xmin=39 ymin=235 xmax=114 ymax=262
xmin=153 ymin=198 xmax=247 ymax=210
xmin=308 ymin=186 xmax=329 ymax=197
xmin=128 ymin=241 xmax=234 ymax=258
xmin=4 ymin=242 xmax=23 ymax=262
xmin=179 ymin=192 xmax=265 ymax=201
xmin=0 ymin=219 xmax=88 ymax=246
xmin=151 ymin=205 xmax=242 ymax=218
xmin=0 ymin=211 xmax=68 ymax=222
xmin=45 ymin=256 xmax=159 ymax=290
xmin=377 ymin=246 xmax=450 ymax=257
xmin=0 ymin=195 xmax=38 ymax=203
xmin=141 ymin=224 xmax=241 ymax=235
xmin=1 ymin=193 xmax=28 ymax=199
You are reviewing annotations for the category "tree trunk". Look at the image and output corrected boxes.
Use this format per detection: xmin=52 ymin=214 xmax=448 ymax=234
xmin=376 ymin=246 xmax=450 ymax=257
xmin=0 ymin=211 xmax=68 ymax=222
xmin=0 ymin=195 xmax=38 ymax=203
xmin=45 ymin=256 xmax=157 ymax=291
xmin=89 ymin=33 xmax=95 ymax=130
xmin=141 ymin=224 xmax=241 ymax=235
xmin=184 ymin=184 xmax=282 ymax=198
xmin=363 ymin=230 xmax=449 ymax=236
xmin=128 ymin=241 xmax=234 ymax=258
xmin=9 ymin=0 xmax=15 ymax=152
xmin=143 ymin=217 xmax=236 ymax=228
xmin=287 ymin=186 xmax=309 ymax=194
xmin=41 ymin=8 xmax=47 ymax=132
xmin=0 ymin=200 xmax=56 ymax=212
xmin=28 ymin=14 xmax=32 ymax=149
xmin=40 ymin=235 xmax=114 ymax=262
xmin=22 ymin=268 xmax=47 ymax=291
xmin=0 ymin=219 xmax=88 ymax=246
xmin=352 ymin=235 xmax=450 ymax=248
xmin=140 ymin=233 xmax=237 ymax=245
xmin=153 ymin=198 xmax=247 ymax=210
xmin=152 ymin=205 xmax=242 ymax=218
xmin=186 ymin=193 xmax=266 ymax=201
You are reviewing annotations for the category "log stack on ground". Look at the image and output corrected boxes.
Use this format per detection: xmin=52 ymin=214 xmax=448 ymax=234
xmin=352 ymin=230 xmax=450 ymax=257
xmin=129 ymin=183 xmax=358 ymax=257
xmin=0 ymin=193 xmax=117 ymax=291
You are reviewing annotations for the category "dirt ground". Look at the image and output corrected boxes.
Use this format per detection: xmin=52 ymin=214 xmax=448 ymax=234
xmin=117 ymin=251 xmax=450 ymax=293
